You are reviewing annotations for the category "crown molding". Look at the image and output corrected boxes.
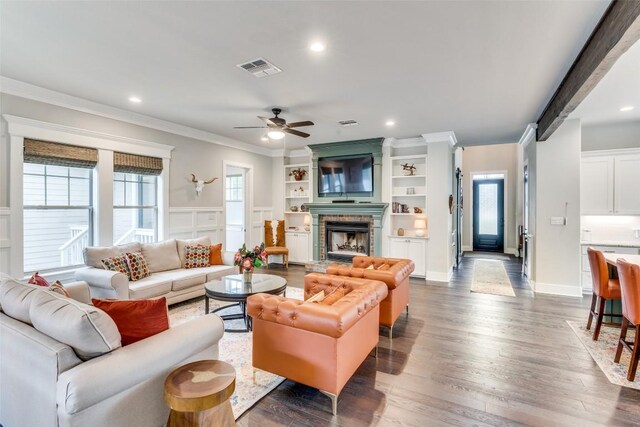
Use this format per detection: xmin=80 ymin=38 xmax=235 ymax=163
xmin=384 ymin=136 xmax=426 ymax=148
xmin=422 ymin=131 xmax=457 ymax=147
xmin=518 ymin=123 xmax=537 ymax=148
xmin=0 ymin=76 xmax=276 ymax=157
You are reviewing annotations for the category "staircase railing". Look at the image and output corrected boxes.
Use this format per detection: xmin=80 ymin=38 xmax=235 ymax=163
xmin=59 ymin=226 xmax=89 ymax=266
xmin=114 ymin=228 xmax=155 ymax=245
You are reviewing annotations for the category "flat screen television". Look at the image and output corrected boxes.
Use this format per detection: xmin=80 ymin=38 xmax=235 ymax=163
xmin=318 ymin=155 xmax=373 ymax=197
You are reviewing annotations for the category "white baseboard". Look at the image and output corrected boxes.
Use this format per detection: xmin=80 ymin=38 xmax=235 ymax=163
xmin=505 ymin=247 xmax=518 ymax=256
xmin=462 ymin=245 xmax=472 ymax=252
xmin=426 ymin=270 xmax=452 ymax=283
xmin=533 ymin=281 xmax=583 ymax=297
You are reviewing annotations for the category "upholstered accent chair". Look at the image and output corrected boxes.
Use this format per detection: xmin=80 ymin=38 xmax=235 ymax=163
xmin=615 ymin=259 xmax=640 ymax=381
xmin=247 ymin=274 xmax=388 ymax=415
xmin=325 ymin=256 xmax=415 ymax=338
xmin=264 ymin=219 xmax=288 ymax=268
xmin=586 ymin=247 xmax=622 ymax=340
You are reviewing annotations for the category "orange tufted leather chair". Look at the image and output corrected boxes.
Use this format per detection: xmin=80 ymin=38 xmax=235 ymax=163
xmin=586 ymin=248 xmax=622 ymax=340
xmin=614 ymin=259 xmax=640 ymax=381
xmin=246 ymin=275 xmax=388 ymax=415
xmin=325 ymin=256 xmax=414 ymax=338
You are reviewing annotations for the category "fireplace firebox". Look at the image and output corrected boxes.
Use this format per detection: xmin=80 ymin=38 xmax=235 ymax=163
xmin=325 ymin=221 xmax=370 ymax=262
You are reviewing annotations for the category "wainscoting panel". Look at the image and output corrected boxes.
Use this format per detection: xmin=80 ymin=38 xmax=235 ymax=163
xmin=0 ymin=208 xmax=10 ymax=274
xmin=168 ymin=207 xmax=224 ymax=243
xmin=252 ymin=207 xmax=273 ymax=247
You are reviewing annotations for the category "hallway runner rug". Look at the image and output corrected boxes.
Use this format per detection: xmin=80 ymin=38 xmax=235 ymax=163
xmin=168 ymin=286 xmax=304 ymax=419
xmin=567 ymin=320 xmax=640 ymax=390
xmin=470 ymin=259 xmax=516 ymax=297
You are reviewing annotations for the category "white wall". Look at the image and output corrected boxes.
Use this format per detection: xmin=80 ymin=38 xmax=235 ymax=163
xmin=533 ymin=119 xmax=582 ymax=296
xmin=461 ymin=143 xmax=519 ymax=253
xmin=582 ymin=121 xmax=640 ymax=151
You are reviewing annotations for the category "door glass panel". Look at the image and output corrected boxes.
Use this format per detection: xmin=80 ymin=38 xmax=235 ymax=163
xmin=478 ymin=183 xmax=498 ymax=235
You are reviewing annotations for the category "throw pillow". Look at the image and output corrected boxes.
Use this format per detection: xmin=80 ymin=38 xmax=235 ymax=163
xmin=101 ymin=255 xmax=131 ymax=280
xmin=376 ymin=263 xmax=390 ymax=271
xmin=28 ymin=272 xmax=50 ymax=287
xmin=320 ymin=287 xmax=346 ymax=305
xmin=209 ymin=243 xmax=224 ymax=265
xmin=184 ymin=245 xmax=211 ymax=269
xmin=92 ymin=297 xmax=169 ymax=346
xmin=123 ymin=252 xmax=150 ymax=281
xmin=49 ymin=281 xmax=71 ymax=297
xmin=305 ymin=290 xmax=325 ymax=303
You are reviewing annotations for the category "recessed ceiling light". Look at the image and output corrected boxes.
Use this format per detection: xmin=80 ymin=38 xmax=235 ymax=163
xmin=385 ymin=120 xmax=396 ymax=127
xmin=310 ymin=42 xmax=326 ymax=52
xmin=267 ymin=130 xmax=285 ymax=140
xmin=620 ymin=106 xmax=635 ymax=112
xmin=128 ymin=96 xmax=142 ymax=103
xmin=261 ymin=136 xmax=269 ymax=142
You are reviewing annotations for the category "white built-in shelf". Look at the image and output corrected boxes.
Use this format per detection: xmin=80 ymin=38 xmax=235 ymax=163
xmin=390 ymin=213 xmax=423 ymax=216
xmin=285 ymin=180 xmax=309 ymax=184
xmin=392 ymin=175 xmax=426 ymax=179
xmin=388 ymin=235 xmax=429 ymax=240
xmin=285 ymin=163 xmax=309 ymax=168
xmin=392 ymin=194 xmax=427 ymax=197
xmin=285 ymin=196 xmax=309 ymax=199
xmin=285 ymin=211 xmax=310 ymax=215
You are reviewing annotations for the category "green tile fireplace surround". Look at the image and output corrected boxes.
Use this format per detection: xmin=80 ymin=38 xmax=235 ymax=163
xmin=306 ymin=138 xmax=388 ymax=260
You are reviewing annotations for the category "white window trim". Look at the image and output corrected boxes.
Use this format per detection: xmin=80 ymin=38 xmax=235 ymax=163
xmin=4 ymin=114 xmax=174 ymax=278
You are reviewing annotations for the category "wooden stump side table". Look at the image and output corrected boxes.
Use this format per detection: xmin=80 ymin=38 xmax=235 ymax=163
xmin=164 ymin=360 xmax=236 ymax=427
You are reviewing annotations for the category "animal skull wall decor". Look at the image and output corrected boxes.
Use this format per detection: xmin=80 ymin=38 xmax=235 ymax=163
xmin=191 ymin=174 xmax=218 ymax=196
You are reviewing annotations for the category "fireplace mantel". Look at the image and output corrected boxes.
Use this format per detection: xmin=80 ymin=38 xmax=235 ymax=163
xmin=306 ymin=203 xmax=388 ymax=260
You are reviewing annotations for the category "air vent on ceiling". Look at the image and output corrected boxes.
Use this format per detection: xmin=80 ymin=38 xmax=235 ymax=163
xmin=237 ymin=57 xmax=282 ymax=77
xmin=338 ymin=119 xmax=359 ymax=127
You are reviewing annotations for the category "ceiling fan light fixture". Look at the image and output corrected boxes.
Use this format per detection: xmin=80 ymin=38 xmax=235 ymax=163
xmin=268 ymin=130 xmax=285 ymax=140
xmin=261 ymin=136 xmax=269 ymax=142
xmin=310 ymin=42 xmax=326 ymax=52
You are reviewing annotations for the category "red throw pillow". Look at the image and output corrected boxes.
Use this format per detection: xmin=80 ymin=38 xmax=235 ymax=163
xmin=28 ymin=272 xmax=50 ymax=287
xmin=209 ymin=243 xmax=224 ymax=265
xmin=92 ymin=297 xmax=169 ymax=346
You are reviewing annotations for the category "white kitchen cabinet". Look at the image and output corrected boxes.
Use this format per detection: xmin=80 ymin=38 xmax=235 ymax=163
xmin=614 ymin=155 xmax=640 ymax=214
xmin=388 ymin=237 xmax=426 ymax=277
xmin=581 ymin=151 xmax=640 ymax=215
xmin=581 ymin=156 xmax=614 ymax=214
xmin=286 ymin=231 xmax=310 ymax=264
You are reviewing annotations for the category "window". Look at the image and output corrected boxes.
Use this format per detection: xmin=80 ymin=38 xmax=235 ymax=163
xmin=225 ymin=175 xmax=243 ymax=202
xmin=23 ymin=163 xmax=93 ymax=272
xmin=113 ymin=173 xmax=158 ymax=244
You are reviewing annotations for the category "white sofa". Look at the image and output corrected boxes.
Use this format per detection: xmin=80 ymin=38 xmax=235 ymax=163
xmin=75 ymin=237 xmax=237 ymax=305
xmin=0 ymin=277 xmax=224 ymax=427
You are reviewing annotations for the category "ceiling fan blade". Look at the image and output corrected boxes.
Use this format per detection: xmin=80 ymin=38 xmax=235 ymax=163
xmin=258 ymin=116 xmax=277 ymax=126
xmin=283 ymin=128 xmax=310 ymax=138
xmin=233 ymin=126 xmax=268 ymax=129
xmin=287 ymin=120 xmax=314 ymax=128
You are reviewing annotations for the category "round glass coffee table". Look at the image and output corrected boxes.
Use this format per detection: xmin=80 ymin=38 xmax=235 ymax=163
xmin=204 ymin=273 xmax=287 ymax=333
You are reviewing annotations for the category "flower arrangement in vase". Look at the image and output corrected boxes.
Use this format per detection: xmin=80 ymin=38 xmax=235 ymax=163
xmin=289 ymin=168 xmax=307 ymax=181
xmin=234 ymin=243 xmax=267 ymax=283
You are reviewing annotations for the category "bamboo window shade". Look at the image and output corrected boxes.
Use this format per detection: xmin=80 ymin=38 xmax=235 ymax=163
xmin=114 ymin=152 xmax=163 ymax=175
xmin=23 ymin=139 xmax=98 ymax=169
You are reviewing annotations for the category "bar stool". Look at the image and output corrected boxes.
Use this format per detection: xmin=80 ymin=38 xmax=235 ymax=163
xmin=586 ymin=248 xmax=622 ymax=340
xmin=615 ymin=259 xmax=640 ymax=382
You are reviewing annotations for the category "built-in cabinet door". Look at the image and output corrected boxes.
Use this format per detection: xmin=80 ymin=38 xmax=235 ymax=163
xmin=614 ymin=155 xmax=640 ymax=214
xmin=389 ymin=237 xmax=426 ymax=277
xmin=389 ymin=238 xmax=408 ymax=260
xmin=581 ymin=156 xmax=614 ymax=214
xmin=286 ymin=232 xmax=310 ymax=264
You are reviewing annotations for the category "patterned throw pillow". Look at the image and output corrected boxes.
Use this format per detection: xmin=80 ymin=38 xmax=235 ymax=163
xmin=49 ymin=281 xmax=71 ymax=297
xmin=101 ymin=255 xmax=132 ymax=280
xmin=123 ymin=252 xmax=150 ymax=281
xmin=184 ymin=245 xmax=211 ymax=269
xmin=28 ymin=272 xmax=50 ymax=287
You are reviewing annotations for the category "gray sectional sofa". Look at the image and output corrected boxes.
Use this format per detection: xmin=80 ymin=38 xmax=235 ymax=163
xmin=75 ymin=237 xmax=236 ymax=305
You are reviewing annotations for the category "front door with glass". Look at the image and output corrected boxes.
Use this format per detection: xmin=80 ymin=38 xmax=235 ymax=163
xmin=472 ymin=178 xmax=504 ymax=252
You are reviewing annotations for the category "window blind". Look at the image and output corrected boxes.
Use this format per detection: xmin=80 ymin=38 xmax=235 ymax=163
xmin=114 ymin=152 xmax=163 ymax=176
xmin=23 ymin=139 xmax=98 ymax=169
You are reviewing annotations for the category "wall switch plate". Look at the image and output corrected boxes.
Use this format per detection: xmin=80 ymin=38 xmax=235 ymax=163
xmin=550 ymin=217 xmax=567 ymax=226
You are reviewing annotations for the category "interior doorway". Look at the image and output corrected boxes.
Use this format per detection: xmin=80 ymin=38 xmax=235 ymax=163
xmin=472 ymin=175 xmax=505 ymax=252
xmin=223 ymin=162 xmax=252 ymax=252
xmin=522 ymin=163 xmax=531 ymax=277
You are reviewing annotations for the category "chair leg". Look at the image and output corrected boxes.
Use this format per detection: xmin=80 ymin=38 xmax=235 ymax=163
xmin=388 ymin=325 xmax=393 ymax=340
xmin=615 ymin=317 xmax=629 ymax=363
xmin=319 ymin=390 xmax=338 ymax=416
xmin=405 ymin=304 xmax=409 ymax=317
xmin=285 ymin=254 xmax=289 ymax=269
xmin=629 ymin=325 xmax=640 ymax=382
xmin=593 ymin=296 xmax=606 ymax=341
xmin=586 ymin=293 xmax=597 ymax=330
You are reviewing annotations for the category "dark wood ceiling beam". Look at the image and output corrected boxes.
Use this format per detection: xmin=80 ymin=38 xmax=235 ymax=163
xmin=536 ymin=0 xmax=640 ymax=141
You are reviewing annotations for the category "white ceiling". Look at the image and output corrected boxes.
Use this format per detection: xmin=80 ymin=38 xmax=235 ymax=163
xmin=570 ymin=39 xmax=640 ymax=126
xmin=0 ymin=1 xmax=610 ymax=149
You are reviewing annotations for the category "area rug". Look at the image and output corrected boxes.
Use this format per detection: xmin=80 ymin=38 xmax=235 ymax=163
xmin=567 ymin=320 xmax=640 ymax=390
xmin=168 ymin=286 xmax=305 ymax=418
xmin=470 ymin=259 xmax=515 ymax=297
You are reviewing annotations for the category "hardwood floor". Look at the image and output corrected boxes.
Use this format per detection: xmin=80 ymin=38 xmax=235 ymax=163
xmin=237 ymin=255 xmax=640 ymax=426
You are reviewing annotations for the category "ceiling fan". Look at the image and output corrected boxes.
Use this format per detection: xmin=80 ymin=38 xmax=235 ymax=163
xmin=233 ymin=108 xmax=314 ymax=138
